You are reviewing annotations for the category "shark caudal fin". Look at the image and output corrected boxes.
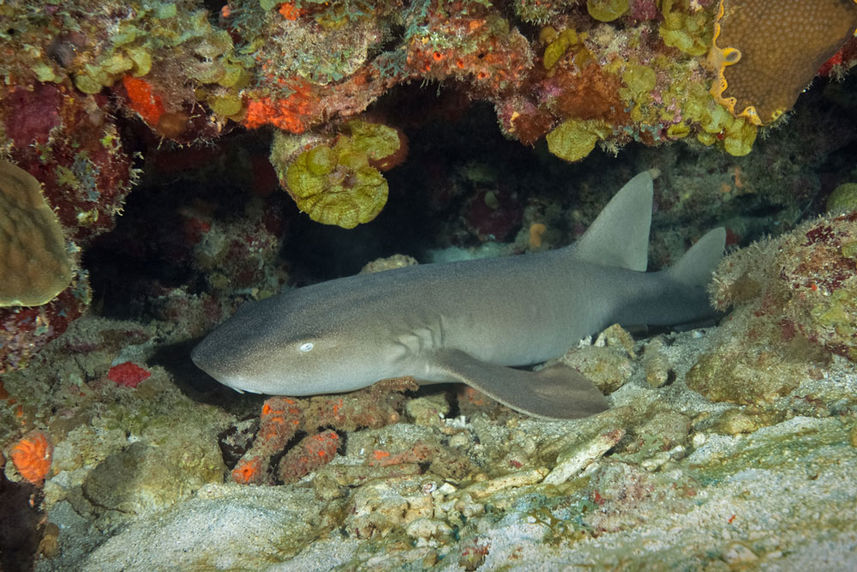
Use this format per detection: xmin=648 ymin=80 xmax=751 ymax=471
xmin=666 ymin=227 xmax=726 ymax=288
xmin=571 ymin=171 xmax=655 ymax=272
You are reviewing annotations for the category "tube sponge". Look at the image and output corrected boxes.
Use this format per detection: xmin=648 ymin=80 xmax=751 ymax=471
xmin=0 ymin=160 xmax=72 ymax=306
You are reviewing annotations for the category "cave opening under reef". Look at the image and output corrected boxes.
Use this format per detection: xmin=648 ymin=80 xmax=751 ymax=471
xmin=84 ymin=86 xmax=608 ymax=319
xmin=84 ymin=73 xmax=857 ymax=323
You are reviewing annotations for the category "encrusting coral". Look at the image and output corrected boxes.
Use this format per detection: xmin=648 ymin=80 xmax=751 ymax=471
xmin=0 ymin=160 xmax=72 ymax=307
xmin=711 ymin=0 xmax=857 ymax=125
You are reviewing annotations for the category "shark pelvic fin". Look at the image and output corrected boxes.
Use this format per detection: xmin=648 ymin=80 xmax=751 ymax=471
xmin=570 ymin=171 xmax=654 ymax=272
xmin=431 ymin=349 xmax=609 ymax=420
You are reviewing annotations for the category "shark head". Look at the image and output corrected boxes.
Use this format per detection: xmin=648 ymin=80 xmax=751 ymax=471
xmin=191 ymin=279 xmax=412 ymax=396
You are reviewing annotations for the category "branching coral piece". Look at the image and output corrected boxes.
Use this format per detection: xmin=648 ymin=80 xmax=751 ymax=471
xmin=0 ymin=161 xmax=72 ymax=307
xmin=228 ymin=378 xmax=417 ymax=485
xmin=711 ymin=0 xmax=857 ymax=125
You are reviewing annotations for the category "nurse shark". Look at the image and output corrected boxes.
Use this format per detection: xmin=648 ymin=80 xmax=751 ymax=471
xmin=192 ymin=171 xmax=725 ymax=419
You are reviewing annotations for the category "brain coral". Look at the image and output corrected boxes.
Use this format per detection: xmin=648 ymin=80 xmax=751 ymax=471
xmin=711 ymin=0 xmax=857 ymax=125
xmin=0 ymin=160 xmax=72 ymax=307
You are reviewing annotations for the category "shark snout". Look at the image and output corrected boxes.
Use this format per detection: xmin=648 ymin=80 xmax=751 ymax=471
xmin=191 ymin=338 xmax=263 ymax=394
xmin=191 ymin=338 xmax=231 ymax=382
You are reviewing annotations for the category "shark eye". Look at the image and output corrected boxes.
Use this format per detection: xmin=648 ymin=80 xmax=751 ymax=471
xmin=298 ymin=342 xmax=314 ymax=353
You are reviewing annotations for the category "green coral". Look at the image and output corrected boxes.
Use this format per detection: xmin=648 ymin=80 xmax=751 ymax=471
xmin=617 ymin=55 xmax=758 ymax=156
xmin=541 ymin=27 xmax=581 ymax=70
xmin=274 ymin=120 xmax=403 ymax=229
xmin=73 ymin=5 xmax=240 ymax=93
xmin=688 ymin=82 xmax=758 ymax=157
xmin=546 ymin=120 xmax=611 ymax=163
xmin=620 ymin=63 xmax=657 ymax=99
xmin=10 ymin=0 xmax=252 ymax=121
xmin=659 ymin=0 xmax=713 ymax=56
xmin=587 ymin=0 xmax=629 ymax=22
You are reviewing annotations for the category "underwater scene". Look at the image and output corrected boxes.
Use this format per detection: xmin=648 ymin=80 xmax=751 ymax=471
xmin=2 ymin=0 xmax=857 ymax=569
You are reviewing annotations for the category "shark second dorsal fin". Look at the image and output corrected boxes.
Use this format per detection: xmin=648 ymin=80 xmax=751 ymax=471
xmin=431 ymin=349 xmax=609 ymax=420
xmin=666 ymin=226 xmax=726 ymax=288
xmin=570 ymin=171 xmax=654 ymax=271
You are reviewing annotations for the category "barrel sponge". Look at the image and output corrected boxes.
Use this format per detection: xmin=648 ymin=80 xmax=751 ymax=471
xmin=710 ymin=0 xmax=857 ymax=125
xmin=0 ymin=160 xmax=72 ymax=306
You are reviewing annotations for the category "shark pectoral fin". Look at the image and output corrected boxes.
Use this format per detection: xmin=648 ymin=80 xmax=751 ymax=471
xmin=432 ymin=349 xmax=609 ymax=420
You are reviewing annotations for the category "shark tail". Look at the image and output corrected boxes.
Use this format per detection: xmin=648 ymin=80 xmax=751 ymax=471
xmin=666 ymin=227 xmax=727 ymax=287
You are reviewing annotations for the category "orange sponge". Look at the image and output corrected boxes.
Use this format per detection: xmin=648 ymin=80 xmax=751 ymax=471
xmin=9 ymin=431 xmax=53 ymax=486
xmin=711 ymin=0 xmax=857 ymax=125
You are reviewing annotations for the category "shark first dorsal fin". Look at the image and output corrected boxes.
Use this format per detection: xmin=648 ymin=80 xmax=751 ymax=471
xmin=570 ymin=171 xmax=654 ymax=271
xmin=431 ymin=349 xmax=609 ymax=420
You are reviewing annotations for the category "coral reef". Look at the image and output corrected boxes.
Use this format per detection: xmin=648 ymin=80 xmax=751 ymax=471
xmin=0 ymin=0 xmax=855 ymax=372
xmin=687 ymin=211 xmax=857 ymax=404
xmin=2 ymin=2 xmax=857 ymax=567
xmin=26 ymin=310 xmax=857 ymax=570
xmin=0 ymin=82 xmax=133 ymax=373
xmin=1 ymin=282 xmax=92 ymax=375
